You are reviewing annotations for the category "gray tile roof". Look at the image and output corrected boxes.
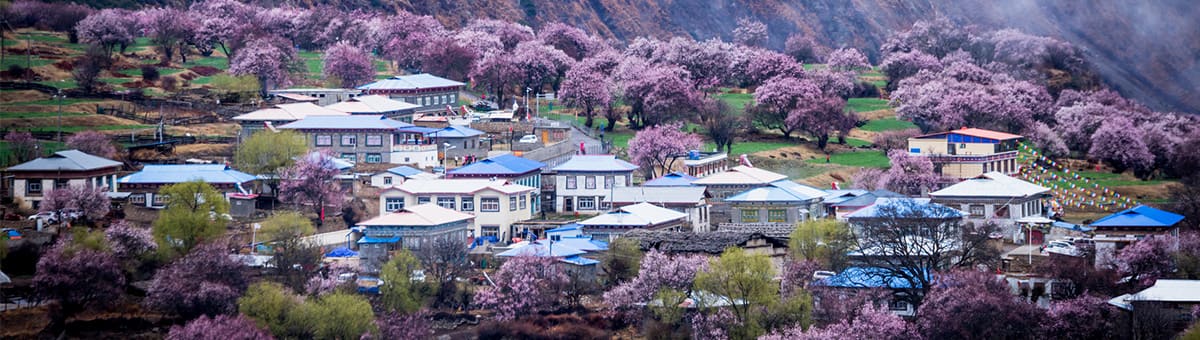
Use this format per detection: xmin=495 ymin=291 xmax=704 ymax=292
xmin=6 ymin=150 xmax=121 ymax=172
xmin=552 ymin=155 xmax=638 ymax=172
xmin=606 ymin=186 xmax=708 ymax=204
xmin=118 ymin=164 xmax=257 ymax=185
xmin=278 ymin=115 xmax=413 ymax=130
xmin=358 ymin=74 xmax=466 ymax=91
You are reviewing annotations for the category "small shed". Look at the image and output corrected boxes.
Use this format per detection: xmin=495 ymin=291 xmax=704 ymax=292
xmin=229 ymin=193 xmax=258 ymax=218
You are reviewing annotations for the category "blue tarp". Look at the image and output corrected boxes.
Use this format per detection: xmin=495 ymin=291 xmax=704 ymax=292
xmin=326 ymin=247 xmax=358 ymax=257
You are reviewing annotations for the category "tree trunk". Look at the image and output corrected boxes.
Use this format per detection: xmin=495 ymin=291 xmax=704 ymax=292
xmin=817 ymin=134 xmax=830 ymax=150
xmin=584 ymin=106 xmax=594 ymax=127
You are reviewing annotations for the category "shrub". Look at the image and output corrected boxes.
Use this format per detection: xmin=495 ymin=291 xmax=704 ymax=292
xmin=141 ymin=65 xmax=160 ymax=82
xmin=160 ymin=75 xmax=178 ymax=92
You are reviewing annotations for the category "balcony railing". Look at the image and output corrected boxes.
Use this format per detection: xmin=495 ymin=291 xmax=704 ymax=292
xmin=393 ymin=144 xmax=438 ymax=152
xmin=921 ymin=151 xmax=1018 ymax=163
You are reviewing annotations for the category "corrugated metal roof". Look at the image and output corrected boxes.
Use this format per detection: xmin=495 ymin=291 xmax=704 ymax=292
xmin=579 ymin=202 xmax=687 ymax=226
xmin=233 ymin=102 xmax=348 ymax=121
xmin=118 ymin=164 xmax=257 ymax=184
xmin=448 ymin=154 xmax=544 ymax=176
xmin=1090 ymin=205 xmax=1184 ymax=228
xmin=692 ymin=166 xmax=786 ymax=185
xmin=357 ymin=203 xmax=474 ymax=226
xmin=384 ymin=166 xmax=425 ymax=177
xmin=607 ymin=186 xmax=707 ymax=204
xmin=386 ymin=179 xmax=535 ymax=195
xmin=7 ymin=150 xmax=121 ymax=172
xmin=325 ymin=95 xmax=419 ymax=114
xmin=643 ymin=172 xmax=699 ymax=187
xmin=428 ymin=125 xmax=483 ymax=138
xmin=725 ymin=180 xmax=827 ymax=202
xmin=552 ymin=155 xmax=638 ymax=172
xmin=930 ymin=172 xmax=1050 ymax=198
xmin=832 ymin=189 xmax=905 ymax=208
xmin=278 ymin=115 xmax=413 ymax=130
xmin=496 ymin=240 xmax=587 ymax=257
xmin=845 ymin=198 xmax=963 ymax=219
xmin=357 ymin=73 xmax=466 ymax=91
xmin=1126 ymin=280 xmax=1200 ymax=302
xmin=915 ymin=127 xmax=1023 ymax=141
xmin=814 ymin=266 xmax=930 ymax=289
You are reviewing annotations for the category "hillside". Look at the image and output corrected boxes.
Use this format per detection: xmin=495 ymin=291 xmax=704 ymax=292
xmin=370 ymin=0 xmax=1196 ymax=114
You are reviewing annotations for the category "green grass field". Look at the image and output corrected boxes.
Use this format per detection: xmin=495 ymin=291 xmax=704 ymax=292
xmin=34 ymin=80 xmax=79 ymax=89
xmin=702 ymin=141 xmax=797 ymax=156
xmin=860 ymin=118 xmax=918 ymax=132
xmin=118 ymin=67 xmax=185 ymax=77
xmin=2 ymin=98 xmax=104 ymax=106
xmin=845 ymin=138 xmax=872 ymax=147
xmin=0 ymin=111 xmax=89 ymax=119
xmin=1 ymin=56 xmax=55 ymax=69
xmin=807 ymin=150 xmax=890 ymax=168
xmin=804 ymin=64 xmax=827 ymax=71
xmin=715 ymin=92 xmax=754 ymax=114
xmin=847 ymin=98 xmax=890 ymax=112
xmin=182 ymin=56 xmax=229 ymax=69
xmin=1031 ymin=168 xmax=1173 ymax=188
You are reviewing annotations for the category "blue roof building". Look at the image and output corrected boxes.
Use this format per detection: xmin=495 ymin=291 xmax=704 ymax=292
xmin=813 ymin=266 xmax=931 ymax=317
xmin=643 ymin=172 xmax=700 ymax=187
xmin=726 ymin=180 xmax=829 ymax=224
xmin=1090 ymin=206 xmax=1184 ymax=242
xmin=429 ymin=126 xmax=486 ymax=161
xmin=118 ymin=164 xmax=257 ymax=208
xmin=447 ymin=155 xmax=545 ymax=212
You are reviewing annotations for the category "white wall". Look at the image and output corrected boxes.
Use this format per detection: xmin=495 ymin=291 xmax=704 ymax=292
xmin=554 ymin=172 xmax=632 ymax=213
xmin=379 ymin=188 xmax=535 ymax=239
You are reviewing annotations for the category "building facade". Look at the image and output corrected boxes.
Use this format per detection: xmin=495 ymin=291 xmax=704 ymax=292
xmin=270 ymin=88 xmax=362 ymax=106
xmin=357 ymin=74 xmax=465 ymax=114
xmin=278 ymin=115 xmax=441 ymax=167
xmin=378 ymin=179 xmax=536 ymax=241
xmin=5 ymin=150 xmax=122 ymax=210
xmin=607 ymin=186 xmax=712 ymax=232
xmin=907 ymin=127 xmax=1023 ymax=179
xmin=356 ymin=204 xmax=473 ymax=272
xmin=232 ymin=102 xmax=349 ymax=141
xmin=551 ymin=155 xmax=638 ymax=214
xmin=117 ymin=164 xmax=257 ymax=208
xmin=447 ymin=154 xmax=545 ymax=212
xmin=725 ymin=181 xmax=828 ymax=224
xmin=930 ymin=171 xmax=1051 ymax=233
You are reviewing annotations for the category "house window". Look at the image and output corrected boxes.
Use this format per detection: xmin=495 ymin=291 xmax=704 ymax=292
xmin=481 ymin=197 xmax=500 ymax=212
xmin=566 ymin=176 xmax=577 ymax=189
xmin=969 ymin=205 xmax=985 ymax=218
xmin=578 ymin=197 xmax=596 ymax=210
xmin=417 ymin=196 xmax=431 ymax=205
xmin=767 ymin=209 xmax=787 ymax=223
xmin=889 ymin=300 xmax=909 ymax=311
xmin=341 ymin=135 xmax=357 ymax=146
xmin=599 ymin=196 xmax=611 ymax=210
xmin=481 ymin=225 xmax=500 ymax=238
xmin=27 ymin=181 xmax=42 ymax=193
xmin=741 ymin=209 xmax=760 ymax=223
xmin=604 ymin=176 xmax=614 ymax=189
xmin=340 ymin=153 xmax=356 ymax=162
xmin=366 ymin=135 xmax=383 ymax=146
xmin=509 ymin=195 xmax=517 ymax=211
xmin=461 ymin=197 xmax=474 ymax=211
xmin=519 ymin=195 xmax=527 ymax=209
xmin=130 ymin=194 xmax=146 ymax=204
xmin=585 ymin=176 xmax=596 ymax=189
xmin=365 ymin=153 xmax=382 ymax=163
xmin=383 ymin=176 xmax=393 ymax=185
xmin=316 ymin=135 xmax=333 ymax=146
xmin=153 ymin=194 xmax=169 ymax=206
xmin=385 ymin=198 xmax=404 ymax=212
xmin=438 ymin=197 xmax=456 ymax=210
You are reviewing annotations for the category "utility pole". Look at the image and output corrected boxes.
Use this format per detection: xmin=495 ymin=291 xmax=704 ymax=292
xmin=56 ymin=90 xmax=63 ymax=142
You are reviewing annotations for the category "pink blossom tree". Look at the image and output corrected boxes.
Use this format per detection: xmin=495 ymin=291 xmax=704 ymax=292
xmin=1089 ymin=116 xmax=1154 ymax=176
xmin=628 ymin=123 xmax=703 ymax=179
xmin=278 ymin=151 xmax=345 ymax=221
xmin=146 ymin=243 xmax=249 ymax=319
xmin=137 ymin=7 xmax=197 ymax=64
xmin=603 ymin=250 xmax=710 ymax=309
xmin=785 ymin=95 xmax=854 ymax=150
xmin=873 ymin=129 xmax=921 ymax=154
xmin=539 ymin=22 xmax=595 ymax=60
xmin=166 ymin=314 xmax=274 ymax=340
xmin=66 ymin=130 xmax=117 ymax=159
xmin=512 ymin=40 xmax=572 ymax=93
xmin=1038 ymin=295 xmax=1120 ymax=339
xmin=880 ymin=150 xmax=941 ymax=196
xmin=419 ymin=35 xmax=477 ymax=81
xmin=784 ymin=34 xmax=824 ymax=63
xmin=732 ymin=18 xmax=768 ymax=47
xmin=463 ymin=19 xmax=533 ymax=51
xmin=38 ymin=185 xmax=110 ymax=223
xmin=469 ymin=51 xmax=520 ymax=106
xmin=850 ymin=168 xmax=887 ymax=191
xmin=473 ymin=255 xmax=568 ymax=320
xmin=3 ymin=131 xmax=39 ymax=165
xmin=34 ymin=235 xmax=125 ymax=330
xmin=1026 ymin=122 xmax=1070 ymax=157
xmin=740 ymin=49 xmax=805 ymax=87
xmin=917 ymin=270 xmax=1043 ymax=340
xmin=559 ymin=66 xmax=613 ymax=128
xmin=375 ymin=311 xmax=433 ymax=340
xmin=322 ymin=42 xmax=374 ymax=88
xmin=656 ymin=37 xmax=730 ymax=91
xmin=229 ymin=36 xmax=297 ymax=98
xmin=827 ymin=48 xmax=870 ymax=72
xmin=1053 ymin=102 xmax=1123 ymax=152
xmin=752 ymin=76 xmax=823 ymax=138
xmin=75 ymin=9 xmax=136 ymax=56
xmin=1113 ymin=235 xmax=1176 ymax=289
xmin=762 ymin=304 xmax=916 ymax=340
xmin=105 ymin=220 xmax=157 ymax=264
xmin=641 ymin=67 xmax=701 ymax=127
xmin=188 ymin=0 xmax=257 ymax=58
xmin=879 ymin=50 xmax=941 ymax=89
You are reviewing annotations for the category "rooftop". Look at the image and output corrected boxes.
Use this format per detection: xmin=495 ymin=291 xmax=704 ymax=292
xmin=385 ymin=178 xmax=535 ymax=195
xmin=814 ymin=267 xmax=930 ymax=289
xmin=233 ymin=102 xmax=348 ymax=121
xmin=725 ymin=180 xmax=827 ymax=202
xmin=1126 ymin=280 xmax=1200 ymax=302
xmin=1090 ymin=205 xmax=1184 ymax=228
xmin=325 ymin=95 xmax=419 ymax=114
xmin=358 ymin=73 xmax=466 ymax=91
xmin=380 ymin=166 xmax=438 ymax=179
xmin=448 ymin=154 xmax=544 ymax=176
xmin=7 ymin=150 xmax=121 ymax=172
xmin=623 ymin=229 xmax=787 ymax=254
xmin=643 ymin=172 xmax=700 ymax=187
xmin=930 ymin=172 xmax=1050 ymax=198
xmin=118 ymin=164 xmax=257 ymax=185
xmin=832 ymin=189 xmax=905 ymax=208
xmin=844 ymin=198 xmax=963 ymax=219
xmin=428 ymin=125 xmax=484 ymax=138
xmin=552 ymin=155 xmax=638 ymax=172
xmin=578 ymin=202 xmax=687 ymax=227
xmin=822 ymin=189 xmax=871 ymax=205
xmin=278 ymin=115 xmax=413 ymax=130
xmin=692 ymin=166 xmax=787 ymax=185
xmin=496 ymin=240 xmax=587 ymax=258
xmin=915 ymin=127 xmax=1023 ymax=141
xmin=357 ymin=203 xmax=474 ymax=227
xmin=606 ymin=186 xmax=708 ymax=205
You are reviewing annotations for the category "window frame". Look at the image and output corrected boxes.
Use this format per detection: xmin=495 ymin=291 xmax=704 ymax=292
xmin=480 ymin=197 xmax=501 ymax=212
xmin=417 ymin=196 xmax=431 ymax=205
xmin=509 ymin=195 xmax=518 ymax=211
xmin=604 ymin=176 xmax=614 ymax=189
xmin=566 ymin=176 xmax=577 ymax=189
xmin=315 ymin=135 xmax=333 ymax=146
xmin=27 ymin=181 xmax=42 ymax=193
xmin=577 ymin=196 xmax=596 ymax=210
xmin=741 ymin=209 xmax=760 ymax=223
xmin=461 ymin=197 xmax=474 ymax=211
xmin=767 ymin=209 xmax=787 ymax=223
xmin=365 ymin=153 xmax=382 ymax=163
xmin=437 ymin=197 xmax=457 ymax=210
xmin=341 ymin=134 xmax=357 ymax=146
xmin=519 ymin=194 xmax=527 ymax=210
xmin=366 ymin=135 xmax=383 ymax=146
xmin=385 ymin=198 xmax=405 ymax=212
xmin=383 ymin=176 xmax=393 ymax=185
xmin=585 ymin=176 xmax=596 ymax=189
xmin=481 ymin=225 xmax=500 ymax=238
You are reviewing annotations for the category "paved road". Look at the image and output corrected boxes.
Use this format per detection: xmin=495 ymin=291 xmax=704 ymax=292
xmin=534 ymin=117 xmax=604 ymax=169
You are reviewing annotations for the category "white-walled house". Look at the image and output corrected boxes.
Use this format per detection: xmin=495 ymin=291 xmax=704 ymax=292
xmin=929 ymin=171 xmax=1051 ymax=234
xmin=607 ymin=186 xmax=712 ymax=232
xmin=5 ymin=150 xmax=121 ymax=210
xmin=378 ymin=179 xmax=536 ymax=241
xmin=368 ymin=166 xmax=440 ymax=188
xmin=551 ymin=155 xmax=638 ymax=214
xmin=117 ymin=164 xmax=257 ymax=208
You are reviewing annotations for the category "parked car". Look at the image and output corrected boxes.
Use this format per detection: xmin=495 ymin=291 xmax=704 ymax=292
xmin=518 ymin=135 xmax=539 ymax=143
xmin=812 ymin=270 xmax=837 ymax=281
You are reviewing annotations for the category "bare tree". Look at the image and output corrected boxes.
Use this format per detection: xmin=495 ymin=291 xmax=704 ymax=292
xmin=846 ymin=199 xmax=999 ymax=307
xmin=699 ymin=99 xmax=744 ymax=154
xmin=415 ymin=237 xmax=471 ymax=309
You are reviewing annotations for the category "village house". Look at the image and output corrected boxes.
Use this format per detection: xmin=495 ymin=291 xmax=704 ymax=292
xmin=367 ymin=165 xmax=439 ymax=188
xmin=355 ymin=203 xmax=474 ymax=272
xmin=907 ymin=127 xmax=1023 ymax=179
xmin=269 ymin=88 xmax=361 ymax=106
xmin=691 ymin=165 xmax=788 ymax=199
xmin=1109 ymin=280 xmax=1200 ymax=327
xmin=607 ymin=186 xmax=711 ymax=232
xmin=357 ymin=73 xmax=465 ymax=114
xmin=812 ymin=267 xmax=928 ymax=317
xmin=1089 ymin=205 xmax=1184 ymax=265
xmin=930 ymin=171 xmax=1051 ymax=236
xmin=447 ymin=154 xmax=545 ymax=211
xmin=551 ymin=155 xmax=638 ymax=214
xmin=4 ymin=150 xmax=122 ymax=210
xmin=675 ymin=151 xmax=728 ymax=178
xmin=232 ymin=102 xmax=349 ymax=140
xmin=822 ymin=189 xmax=883 ymax=220
xmin=724 ymin=180 xmax=828 ymax=224
xmin=117 ymin=164 xmax=257 ymax=208
xmin=378 ymin=179 xmax=536 ymax=241
xmin=324 ymin=95 xmax=421 ymax=122
xmin=577 ymin=202 xmax=688 ymax=241
xmin=277 ymin=115 xmax=441 ymax=167
xmin=623 ymin=228 xmax=790 ymax=267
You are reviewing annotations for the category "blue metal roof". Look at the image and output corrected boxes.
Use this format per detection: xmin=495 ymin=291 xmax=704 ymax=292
xmin=546 ymin=223 xmax=583 ymax=233
xmin=278 ymin=115 xmax=413 ymax=130
xmin=357 ymin=73 xmax=465 ymax=91
xmin=429 ymin=125 xmax=483 ymax=138
xmin=386 ymin=166 xmax=424 ymax=177
xmin=1091 ymin=205 xmax=1184 ymax=228
xmin=555 ymin=237 xmax=608 ymax=251
xmin=815 ymin=267 xmax=929 ymax=289
xmin=496 ymin=241 xmax=586 ymax=257
xmin=396 ymin=126 xmax=440 ymax=134
xmin=643 ymin=172 xmax=699 ymax=187
xmin=357 ymin=236 xmax=401 ymax=244
xmin=118 ymin=164 xmax=257 ymax=185
xmin=449 ymin=154 xmax=545 ymax=176
xmin=559 ymin=255 xmax=599 ymax=266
